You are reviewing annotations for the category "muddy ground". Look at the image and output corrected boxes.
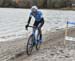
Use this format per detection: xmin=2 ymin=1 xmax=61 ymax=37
xmin=0 ymin=28 xmax=75 ymax=61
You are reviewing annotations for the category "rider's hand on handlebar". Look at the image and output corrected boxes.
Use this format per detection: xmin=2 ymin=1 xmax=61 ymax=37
xmin=25 ymin=24 xmax=29 ymax=30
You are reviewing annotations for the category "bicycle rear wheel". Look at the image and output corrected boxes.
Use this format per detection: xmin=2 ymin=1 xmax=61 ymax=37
xmin=26 ymin=35 xmax=34 ymax=55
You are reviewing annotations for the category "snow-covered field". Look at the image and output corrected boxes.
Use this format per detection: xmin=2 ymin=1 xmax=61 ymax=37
xmin=0 ymin=8 xmax=75 ymax=41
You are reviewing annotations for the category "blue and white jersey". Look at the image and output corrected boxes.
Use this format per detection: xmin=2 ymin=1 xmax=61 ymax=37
xmin=29 ymin=10 xmax=43 ymax=21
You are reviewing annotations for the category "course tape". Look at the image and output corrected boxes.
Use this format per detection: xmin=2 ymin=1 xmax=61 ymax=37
xmin=67 ymin=21 xmax=75 ymax=25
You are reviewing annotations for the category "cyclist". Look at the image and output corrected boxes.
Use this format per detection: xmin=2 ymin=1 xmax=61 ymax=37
xmin=25 ymin=6 xmax=44 ymax=44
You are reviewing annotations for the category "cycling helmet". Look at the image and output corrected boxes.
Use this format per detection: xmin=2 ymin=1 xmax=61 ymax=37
xmin=31 ymin=6 xmax=38 ymax=12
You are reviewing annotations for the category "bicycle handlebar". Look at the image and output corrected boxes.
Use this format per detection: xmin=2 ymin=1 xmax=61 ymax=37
xmin=28 ymin=26 xmax=39 ymax=29
xmin=28 ymin=26 xmax=36 ymax=28
xmin=28 ymin=26 xmax=33 ymax=27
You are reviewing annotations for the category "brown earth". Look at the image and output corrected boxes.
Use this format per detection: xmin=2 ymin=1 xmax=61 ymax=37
xmin=0 ymin=28 xmax=75 ymax=61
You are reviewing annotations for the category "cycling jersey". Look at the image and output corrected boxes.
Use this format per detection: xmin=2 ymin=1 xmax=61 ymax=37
xmin=29 ymin=11 xmax=43 ymax=21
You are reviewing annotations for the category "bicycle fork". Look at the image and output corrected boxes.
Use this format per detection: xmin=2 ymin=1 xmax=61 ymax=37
xmin=32 ymin=28 xmax=38 ymax=45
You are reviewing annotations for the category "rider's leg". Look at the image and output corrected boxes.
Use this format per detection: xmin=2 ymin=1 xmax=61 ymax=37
xmin=39 ymin=29 xmax=42 ymax=43
xmin=32 ymin=21 xmax=37 ymax=35
xmin=33 ymin=21 xmax=38 ymax=44
xmin=38 ymin=18 xmax=44 ymax=43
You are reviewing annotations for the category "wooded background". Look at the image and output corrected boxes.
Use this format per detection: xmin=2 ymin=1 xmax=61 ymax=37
xmin=0 ymin=0 xmax=74 ymax=8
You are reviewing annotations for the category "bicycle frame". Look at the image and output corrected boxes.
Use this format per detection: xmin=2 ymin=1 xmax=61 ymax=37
xmin=28 ymin=26 xmax=40 ymax=44
xmin=28 ymin=26 xmax=39 ymax=41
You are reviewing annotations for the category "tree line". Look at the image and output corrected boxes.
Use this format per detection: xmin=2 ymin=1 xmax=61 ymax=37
xmin=0 ymin=0 xmax=72 ymax=8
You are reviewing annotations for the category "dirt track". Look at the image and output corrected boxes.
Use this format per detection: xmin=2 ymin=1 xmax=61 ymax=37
xmin=1 ymin=28 xmax=75 ymax=61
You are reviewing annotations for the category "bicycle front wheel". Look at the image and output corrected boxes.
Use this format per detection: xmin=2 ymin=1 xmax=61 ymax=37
xmin=26 ymin=35 xmax=34 ymax=55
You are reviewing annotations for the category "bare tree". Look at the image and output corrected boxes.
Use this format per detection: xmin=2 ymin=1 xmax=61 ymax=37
xmin=0 ymin=0 xmax=4 ymax=6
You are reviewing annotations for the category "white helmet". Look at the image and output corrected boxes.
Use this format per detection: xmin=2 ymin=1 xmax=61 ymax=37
xmin=31 ymin=6 xmax=38 ymax=12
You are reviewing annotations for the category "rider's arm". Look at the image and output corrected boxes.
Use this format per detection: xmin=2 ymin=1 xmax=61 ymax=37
xmin=26 ymin=16 xmax=32 ymax=30
xmin=27 ymin=16 xmax=32 ymax=25
xmin=27 ymin=12 xmax=32 ymax=25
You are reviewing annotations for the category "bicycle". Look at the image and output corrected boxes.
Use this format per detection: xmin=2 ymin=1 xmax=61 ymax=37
xmin=26 ymin=26 xmax=41 ymax=55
